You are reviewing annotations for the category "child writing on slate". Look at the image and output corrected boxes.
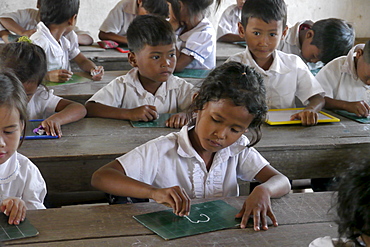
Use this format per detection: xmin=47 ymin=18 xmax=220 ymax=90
xmin=30 ymin=0 xmax=104 ymax=83
xmin=91 ymin=62 xmax=291 ymax=231
xmin=0 ymin=70 xmax=47 ymax=225
xmin=316 ymin=40 xmax=370 ymax=117
xmin=226 ymin=0 xmax=325 ymax=126
xmin=217 ymin=0 xmax=245 ymax=43
xmin=86 ymin=15 xmax=195 ymax=129
xmin=0 ymin=41 xmax=87 ymax=137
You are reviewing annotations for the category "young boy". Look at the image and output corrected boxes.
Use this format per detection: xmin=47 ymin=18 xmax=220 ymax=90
xmin=226 ymin=0 xmax=325 ymax=126
xmin=315 ymin=40 xmax=370 ymax=117
xmin=99 ymin=0 xmax=169 ymax=45
xmin=0 ymin=0 xmax=93 ymax=45
xmin=278 ymin=18 xmax=355 ymax=70
xmin=30 ymin=0 xmax=104 ymax=83
xmin=86 ymin=15 xmax=194 ymax=129
xmin=217 ymin=0 xmax=245 ymax=43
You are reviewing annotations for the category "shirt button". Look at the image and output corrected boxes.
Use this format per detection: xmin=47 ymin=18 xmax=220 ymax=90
xmin=206 ymin=181 xmax=210 ymax=185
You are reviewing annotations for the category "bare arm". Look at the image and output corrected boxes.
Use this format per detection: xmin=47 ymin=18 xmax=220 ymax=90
xmin=0 ymin=30 xmax=10 ymax=43
xmin=217 ymin=33 xmax=244 ymax=43
xmin=98 ymin=31 xmax=127 ymax=45
xmin=324 ymin=96 xmax=370 ymax=117
xmin=175 ymin=48 xmax=194 ymax=72
xmin=72 ymin=53 xmax=97 ymax=73
xmin=0 ymin=18 xmax=36 ymax=37
xmin=77 ymin=33 xmax=94 ymax=46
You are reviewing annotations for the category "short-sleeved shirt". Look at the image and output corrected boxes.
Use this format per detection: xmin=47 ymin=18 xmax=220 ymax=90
xmin=27 ymin=86 xmax=62 ymax=119
xmin=99 ymin=0 xmax=136 ymax=36
xmin=226 ymin=48 xmax=325 ymax=109
xmin=87 ymin=67 xmax=195 ymax=113
xmin=0 ymin=8 xmax=39 ymax=32
xmin=0 ymin=152 xmax=46 ymax=210
xmin=216 ymin=4 xmax=241 ymax=39
xmin=31 ymin=22 xmax=80 ymax=71
xmin=176 ymin=18 xmax=216 ymax=70
xmin=117 ymin=125 xmax=268 ymax=198
xmin=316 ymin=44 xmax=367 ymax=101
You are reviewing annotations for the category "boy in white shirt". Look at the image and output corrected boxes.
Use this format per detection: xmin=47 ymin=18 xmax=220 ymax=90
xmin=217 ymin=0 xmax=245 ymax=43
xmin=226 ymin=0 xmax=325 ymax=126
xmin=86 ymin=15 xmax=194 ymax=129
xmin=30 ymin=0 xmax=104 ymax=83
xmin=316 ymin=40 xmax=370 ymax=117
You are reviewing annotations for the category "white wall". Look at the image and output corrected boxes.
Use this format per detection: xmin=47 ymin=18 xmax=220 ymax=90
xmin=0 ymin=0 xmax=369 ymax=42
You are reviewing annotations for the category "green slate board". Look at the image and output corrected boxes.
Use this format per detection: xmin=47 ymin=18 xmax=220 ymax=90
xmin=0 ymin=214 xmax=39 ymax=241
xmin=334 ymin=110 xmax=370 ymax=124
xmin=133 ymin=200 xmax=241 ymax=240
xmin=130 ymin=113 xmax=174 ymax=128
xmin=44 ymin=73 xmax=91 ymax=86
xmin=174 ymin=69 xmax=210 ymax=79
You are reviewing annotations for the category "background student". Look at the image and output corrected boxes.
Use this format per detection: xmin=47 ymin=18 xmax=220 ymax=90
xmin=30 ymin=0 xmax=104 ymax=83
xmin=91 ymin=62 xmax=291 ymax=231
xmin=175 ymin=0 xmax=216 ymax=72
xmin=99 ymin=0 xmax=169 ymax=45
xmin=0 ymin=70 xmax=47 ymax=225
xmin=217 ymin=0 xmax=245 ymax=43
xmin=0 ymin=42 xmax=87 ymax=137
xmin=226 ymin=0 xmax=325 ymax=126
xmin=86 ymin=15 xmax=194 ymax=129
xmin=316 ymin=40 xmax=370 ymax=117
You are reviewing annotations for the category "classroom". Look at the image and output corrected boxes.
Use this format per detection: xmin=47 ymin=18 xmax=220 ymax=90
xmin=0 ymin=0 xmax=369 ymax=246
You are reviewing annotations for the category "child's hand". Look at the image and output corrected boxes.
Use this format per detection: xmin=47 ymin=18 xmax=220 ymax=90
xmin=290 ymin=110 xmax=318 ymax=126
xmin=128 ymin=105 xmax=158 ymax=121
xmin=46 ymin=70 xmax=73 ymax=83
xmin=150 ymin=186 xmax=191 ymax=217
xmin=165 ymin=112 xmax=188 ymax=128
xmin=41 ymin=118 xmax=62 ymax=137
xmin=90 ymin=66 xmax=104 ymax=81
xmin=236 ymin=186 xmax=277 ymax=231
xmin=1 ymin=198 xmax=27 ymax=225
xmin=345 ymin=101 xmax=370 ymax=117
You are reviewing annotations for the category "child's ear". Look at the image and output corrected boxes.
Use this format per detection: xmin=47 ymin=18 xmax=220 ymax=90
xmin=282 ymin=25 xmax=288 ymax=39
xmin=356 ymin=49 xmax=364 ymax=59
xmin=128 ymin=52 xmax=138 ymax=67
xmin=238 ymin=22 xmax=245 ymax=38
xmin=68 ymin=14 xmax=77 ymax=26
xmin=137 ymin=0 xmax=143 ymax=7
xmin=305 ymin=30 xmax=314 ymax=40
xmin=191 ymin=93 xmax=198 ymax=102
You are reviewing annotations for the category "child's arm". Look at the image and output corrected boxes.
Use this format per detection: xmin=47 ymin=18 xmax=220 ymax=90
xmin=290 ymin=94 xmax=325 ymax=126
xmin=165 ymin=112 xmax=188 ymax=128
xmin=45 ymin=69 xmax=73 ymax=83
xmin=236 ymin=165 xmax=290 ymax=231
xmin=175 ymin=47 xmax=194 ymax=72
xmin=98 ymin=31 xmax=128 ymax=45
xmin=0 ymin=17 xmax=36 ymax=37
xmin=72 ymin=53 xmax=104 ymax=81
xmin=0 ymin=30 xmax=10 ymax=43
xmin=217 ymin=33 xmax=244 ymax=43
xmin=85 ymin=101 xmax=158 ymax=121
xmin=77 ymin=33 xmax=94 ymax=46
xmin=324 ymin=97 xmax=370 ymax=117
xmin=41 ymin=99 xmax=87 ymax=137
xmin=91 ymin=160 xmax=191 ymax=216
xmin=0 ymin=197 xmax=27 ymax=225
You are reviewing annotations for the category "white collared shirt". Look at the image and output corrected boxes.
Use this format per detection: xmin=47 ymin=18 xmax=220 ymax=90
xmin=27 ymin=86 xmax=62 ymax=119
xmin=216 ymin=4 xmax=241 ymax=39
xmin=87 ymin=67 xmax=195 ymax=113
xmin=117 ymin=125 xmax=268 ymax=198
xmin=226 ymin=48 xmax=325 ymax=109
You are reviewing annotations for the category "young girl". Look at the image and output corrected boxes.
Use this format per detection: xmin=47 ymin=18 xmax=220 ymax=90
xmin=91 ymin=61 xmax=291 ymax=231
xmin=0 ymin=70 xmax=47 ymax=225
xmin=175 ymin=0 xmax=216 ymax=72
xmin=0 ymin=41 xmax=87 ymax=137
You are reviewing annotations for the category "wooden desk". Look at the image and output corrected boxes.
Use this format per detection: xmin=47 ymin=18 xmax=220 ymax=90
xmin=6 ymin=193 xmax=338 ymax=247
xmin=216 ymin=42 xmax=245 ymax=66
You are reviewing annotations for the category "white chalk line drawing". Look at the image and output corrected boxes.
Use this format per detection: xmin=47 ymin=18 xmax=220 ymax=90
xmin=184 ymin=213 xmax=210 ymax=224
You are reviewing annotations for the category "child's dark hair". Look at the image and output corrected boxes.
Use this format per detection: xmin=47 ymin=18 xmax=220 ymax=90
xmin=142 ymin=0 xmax=169 ymax=19
xmin=0 ymin=69 xmax=28 ymax=144
xmin=39 ymin=0 xmax=79 ymax=26
xmin=189 ymin=61 xmax=267 ymax=147
xmin=127 ymin=15 xmax=175 ymax=53
xmin=336 ymin=165 xmax=370 ymax=246
xmin=241 ymin=0 xmax=287 ymax=30
xmin=0 ymin=42 xmax=47 ymax=86
xmin=179 ymin=0 xmax=213 ymax=17
xmin=363 ymin=40 xmax=370 ymax=64
xmin=311 ymin=18 xmax=355 ymax=64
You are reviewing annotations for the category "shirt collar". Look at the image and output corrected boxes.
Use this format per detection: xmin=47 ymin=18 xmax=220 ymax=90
xmin=37 ymin=22 xmax=70 ymax=58
xmin=342 ymin=43 xmax=365 ymax=80
xmin=123 ymin=0 xmax=138 ymax=15
xmin=0 ymin=152 xmax=19 ymax=184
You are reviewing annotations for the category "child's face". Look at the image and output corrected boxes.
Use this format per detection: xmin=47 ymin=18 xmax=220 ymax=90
xmin=301 ymin=31 xmax=321 ymax=63
xmin=236 ymin=0 xmax=245 ymax=9
xmin=0 ymin=105 xmax=22 ymax=165
xmin=129 ymin=43 xmax=176 ymax=84
xmin=239 ymin=17 xmax=286 ymax=63
xmin=356 ymin=49 xmax=370 ymax=85
xmin=23 ymin=82 xmax=38 ymax=102
xmin=191 ymin=98 xmax=254 ymax=155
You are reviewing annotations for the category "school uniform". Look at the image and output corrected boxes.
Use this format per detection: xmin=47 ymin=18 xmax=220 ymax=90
xmin=226 ymin=48 xmax=325 ymax=109
xmin=99 ymin=0 xmax=136 ymax=37
xmin=28 ymin=86 xmax=62 ymax=119
xmin=0 ymin=152 xmax=46 ymax=210
xmin=216 ymin=4 xmax=241 ymax=40
xmin=117 ymin=125 xmax=268 ymax=198
xmin=87 ymin=67 xmax=194 ymax=113
xmin=176 ymin=18 xmax=216 ymax=70
xmin=30 ymin=22 xmax=80 ymax=71
xmin=316 ymin=44 xmax=367 ymax=101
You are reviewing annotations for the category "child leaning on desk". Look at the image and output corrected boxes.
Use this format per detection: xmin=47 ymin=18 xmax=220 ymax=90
xmin=30 ymin=0 xmax=104 ymax=83
xmin=217 ymin=0 xmax=245 ymax=43
xmin=0 ymin=70 xmax=47 ymax=225
xmin=225 ymin=0 xmax=325 ymax=126
xmin=86 ymin=15 xmax=195 ymax=129
xmin=91 ymin=62 xmax=291 ymax=231
xmin=0 ymin=42 xmax=87 ymax=137
xmin=315 ymin=40 xmax=370 ymax=117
